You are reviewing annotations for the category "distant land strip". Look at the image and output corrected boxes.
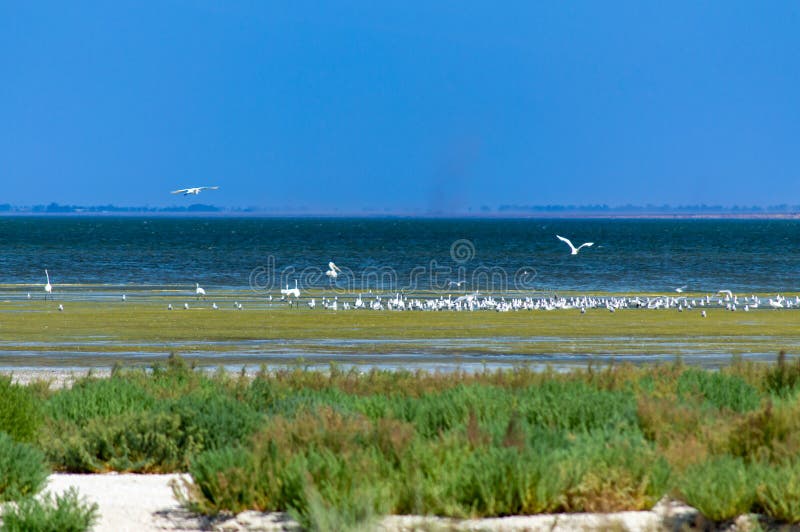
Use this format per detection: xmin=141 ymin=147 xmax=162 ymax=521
xmin=0 ymin=202 xmax=798 ymax=218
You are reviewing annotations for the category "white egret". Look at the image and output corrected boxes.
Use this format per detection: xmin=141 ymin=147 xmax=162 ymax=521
xmin=170 ymin=186 xmax=219 ymax=196
xmin=281 ymin=280 xmax=301 ymax=298
xmin=196 ymin=283 xmax=206 ymax=299
xmin=556 ymin=235 xmax=594 ymax=255
xmin=44 ymin=270 xmax=52 ymax=300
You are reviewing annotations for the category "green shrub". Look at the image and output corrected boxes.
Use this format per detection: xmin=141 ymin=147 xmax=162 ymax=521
xmin=756 ymin=461 xmax=800 ymax=523
xmin=167 ymin=392 xmax=262 ymax=452
xmin=558 ymin=432 xmax=671 ymax=513
xmin=42 ymin=411 xmax=198 ymax=473
xmin=1 ymin=487 xmax=99 ymax=532
xmin=45 ymin=376 xmax=155 ymax=428
xmin=677 ymin=369 xmax=760 ymax=413
xmin=727 ymin=399 xmax=800 ymax=464
xmin=764 ymin=351 xmax=800 ymax=398
xmin=0 ymin=377 xmax=42 ymax=442
xmin=520 ymin=381 xmax=638 ymax=432
xmin=678 ymin=456 xmax=756 ymax=521
xmin=177 ymin=446 xmax=265 ymax=515
xmin=0 ymin=432 xmax=49 ymax=502
xmin=286 ymin=449 xmax=392 ymax=531
xmin=43 ymin=388 xmax=261 ymax=473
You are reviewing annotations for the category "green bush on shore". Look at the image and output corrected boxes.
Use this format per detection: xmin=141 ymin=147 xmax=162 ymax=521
xmin=0 ymin=432 xmax=49 ymax=502
xmin=1 ymin=487 xmax=99 ymax=532
xmin=3 ymin=353 xmax=800 ymax=527
xmin=0 ymin=377 xmax=43 ymax=443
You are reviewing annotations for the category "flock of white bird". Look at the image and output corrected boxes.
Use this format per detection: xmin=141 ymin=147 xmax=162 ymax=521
xmin=35 ymin=234 xmax=799 ymax=316
xmin=297 ymin=291 xmax=800 ymax=315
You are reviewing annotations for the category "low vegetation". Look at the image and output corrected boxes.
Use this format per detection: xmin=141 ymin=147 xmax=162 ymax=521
xmin=4 ymin=353 xmax=800 ymax=529
xmin=1 ymin=487 xmax=99 ymax=532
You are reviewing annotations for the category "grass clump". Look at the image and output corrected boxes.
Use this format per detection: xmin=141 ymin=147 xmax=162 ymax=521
xmin=764 ymin=350 xmax=800 ymax=398
xmin=0 ymin=377 xmax=42 ymax=443
xmin=756 ymin=461 xmax=800 ymax=523
xmin=0 ymin=432 xmax=49 ymax=502
xmin=1 ymin=487 xmax=99 ymax=532
xmin=45 ymin=376 xmax=155 ymax=427
xmin=43 ymin=410 xmax=197 ymax=473
xmin=677 ymin=369 xmax=760 ymax=413
xmin=677 ymin=455 xmax=756 ymax=522
xmin=41 ymin=357 xmax=261 ymax=473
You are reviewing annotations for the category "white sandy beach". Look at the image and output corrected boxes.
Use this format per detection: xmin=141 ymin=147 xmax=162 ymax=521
xmin=4 ymin=473 xmax=728 ymax=532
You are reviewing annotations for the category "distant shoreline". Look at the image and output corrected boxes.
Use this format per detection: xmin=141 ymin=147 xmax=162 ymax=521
xmin=0 ymin=211 xmax=799 ymax=220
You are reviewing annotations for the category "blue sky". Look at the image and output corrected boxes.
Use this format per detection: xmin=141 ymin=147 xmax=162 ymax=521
xmin=2 ymin=2 xmax=799 ymax=211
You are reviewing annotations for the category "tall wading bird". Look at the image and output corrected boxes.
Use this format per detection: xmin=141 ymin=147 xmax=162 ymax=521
xmin=44 ymin=270 xmax=52 ymax=300
xmin=170 ymin=186 xmax=219 ymax=196
xmin=556 ymin=235 xmax=594 ymax=255
xmin=196 ymin=283 xmax=206 ymax=300
xmin=325 ymin=262 xmax=342 ymax=279
xmin=281 ymin=280 xmax=301 ymax=299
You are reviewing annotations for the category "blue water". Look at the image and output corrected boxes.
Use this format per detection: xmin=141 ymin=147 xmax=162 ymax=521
xmin=0 ymin=217 xmax=798 ymax=292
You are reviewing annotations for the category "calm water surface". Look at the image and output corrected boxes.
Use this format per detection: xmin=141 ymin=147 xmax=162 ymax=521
xmin=0 ymin=217 xmax=797 ymax=292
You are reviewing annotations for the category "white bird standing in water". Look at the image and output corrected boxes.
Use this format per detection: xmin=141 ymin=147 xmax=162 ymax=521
xmin=196 ymin=283 xmax=206 ymax=300
xmin=281 ymin=280 xmax=301 ymax=299
xmin=325 ymin=262 xmax=342 ymax=279
xmin=556 ymin=235 xmax=594 ymax=255
xmin=44 ymin=270 xmax=52 ymax=300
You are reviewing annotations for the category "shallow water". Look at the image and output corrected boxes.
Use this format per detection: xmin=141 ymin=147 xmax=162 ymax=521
xmin=0 ymin=349 xmax=794 ymax=374
xmin=2 ymin=217 xmax=800 ymax=292
xmin=3 ymin=217 xmax=799 ymax=371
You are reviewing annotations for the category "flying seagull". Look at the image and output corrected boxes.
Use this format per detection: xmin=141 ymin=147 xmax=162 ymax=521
xmin=556 ymin=235 xmax=594 ymax=255
xmin=675 ymin=285 xmax=687 ymax=293
xmin=171 ymin=186 xmax=219 ymax=196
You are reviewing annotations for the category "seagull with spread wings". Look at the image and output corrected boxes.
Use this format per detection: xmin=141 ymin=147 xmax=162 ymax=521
xmin=171 ymin=186 xmax=219 ymax=196
xmin=556 ymin=235 xmax=594 ymax=255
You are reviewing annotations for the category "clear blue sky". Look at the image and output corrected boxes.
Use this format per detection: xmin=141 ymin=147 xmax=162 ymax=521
xmin=2 ymin=2 xmax=799 ymax=211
